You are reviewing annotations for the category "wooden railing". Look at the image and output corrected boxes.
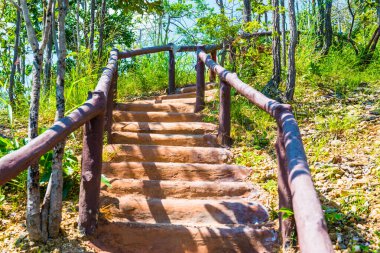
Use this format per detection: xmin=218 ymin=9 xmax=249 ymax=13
xmin=0 ymin=44 xmax=333 ymax=252
xmin=196 ymin=49 xmax=333 ymax=252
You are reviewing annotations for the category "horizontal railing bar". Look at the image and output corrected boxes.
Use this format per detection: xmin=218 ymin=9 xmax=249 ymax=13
xmin=95 ymin=49 xmax=118 ymax=99
xmin=198 ymin=50 xmax=285 ymax=117
xmin=198 ymin=50 xmax=333 ymax=252
xmin=0 ymin=94 xmax=105 ymax=185
xmin=118 ymin=44 xmax=222 ymax=59
xmin=177 ymin=44 xmax=222 ymax=53
xmin=118 ymin=45 xmax=172 ymax=59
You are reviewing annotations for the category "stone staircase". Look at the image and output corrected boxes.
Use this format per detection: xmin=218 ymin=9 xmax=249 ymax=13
xmin=90 ymin=83 xmax=278 ymax=252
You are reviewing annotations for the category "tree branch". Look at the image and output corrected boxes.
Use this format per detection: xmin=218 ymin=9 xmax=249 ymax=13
xmin=9 ymin=0 xmax=22 ymax=11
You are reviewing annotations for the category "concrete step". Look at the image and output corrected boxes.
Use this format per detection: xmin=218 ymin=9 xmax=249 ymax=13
xmin=102 ymin=162 xmax=250 ymax=182
xmin=112 ymin=122 xmax=218 ymax=134
xmin=176 ymin=82 xmax=217 ymax=94
xmin=104 ymin=144 xmax=233 ymax=164
xmin=100 ymin=196 xmax=269 ymax=225
xmin=91 ymin=221 xmax=278 ymax=253
xmin=111 ymin=132 xmax=218 ymax=147
xmin=113 ymin=111 xmax=203 ymax=122
xmin=103 ymin=179 xmax=254 ymax=199
xmin=115 ymin=102 xmax=195 ymax=113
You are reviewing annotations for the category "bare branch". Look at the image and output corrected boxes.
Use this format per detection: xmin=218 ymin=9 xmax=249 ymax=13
xmin=9 ymin=0 xmax=22 ymax=12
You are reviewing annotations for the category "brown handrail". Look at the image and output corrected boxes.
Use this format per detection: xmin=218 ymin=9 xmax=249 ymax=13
xmin=0 ymin=48 xmax=119 ymax=235
xmin=0 ymin=95 xmax=104 ymax=185
xmin=118 ymin=44 xmax=222 ymax=59
xmin=197 ymin=50 xmax=333 ymax=252
xmin=0 ymin=44 xmax=333 ymax=251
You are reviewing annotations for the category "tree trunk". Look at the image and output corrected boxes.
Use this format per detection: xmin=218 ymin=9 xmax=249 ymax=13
xmin=347 ymin=0 xmax=359 ymax=55
xmin=316 ymin=0 xmax=325 ymax=50
xmin=98 ymin=0 xmax=106 ymax=59
xmin=321 ymin=0 xmax=332 ymax=55
xmin=89 ymin=0 xmax=95 ymax=56
xmin=76 ymin=0 xmax=80 ymax=52
xmin=21 ymin=37 xmax=25 ymax=85
xmin=216 ymin=0 xmax=225 ymax=15
xmin=262 ymin=0 xmax=282 ymax=99
xmin=243 ymin=0 xmax=252 ymax=23
xmin=286 ymin=0 xmax=297 ymax=101
xmin=49 ymin=0 xmax=68 ymax=238
xmin=9 ymin=1 xmax=21 ymax=106
xmin=20 ymin=0 xmax=54 ymax=242
xmin=83 ymin=0 xmax=89 ymax=49
xmin=44 ymin=26 xmax=53 ymax=92
xmin=272 ymin=0 xmax=281 ymax=86
xmin=312 ymin=0 xmax=316 ymax=31
xmin=281 ymin=0 xmax=286 ymax=68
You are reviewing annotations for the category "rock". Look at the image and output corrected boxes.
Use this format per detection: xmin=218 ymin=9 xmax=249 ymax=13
xmin=337 ymin=233 xmax=343 ymax=243
xmin=331 ymin=139 xmax=342 ymax=146
xmin=352 ymin=245 xmax=361 ymax=252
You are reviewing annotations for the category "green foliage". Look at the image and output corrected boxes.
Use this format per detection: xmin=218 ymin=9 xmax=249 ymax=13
xmin=278 ymin=207 xmax=294 ymax=220
xmin=118 ymin=52 xmax=196 ymax=98
xmin=323 ymin=207 xmax=344 ymax=224
xmin=196 ymin=14 xmax=240 ymax=43
xmin=101 ymin=174 xmax=112 ymax=188
xmin=263 ymin=179 xmax=277 ymax=194
xmin=0 ymin=134 xmax=79 ymax=200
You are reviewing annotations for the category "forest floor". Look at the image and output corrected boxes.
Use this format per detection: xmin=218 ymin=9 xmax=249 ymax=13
xmin=204 ymin=82 xmax=380 ymax=252
xmin=0 ymin=79 xmax=379 ymax=252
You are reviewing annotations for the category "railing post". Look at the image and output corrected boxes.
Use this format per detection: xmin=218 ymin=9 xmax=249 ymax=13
xmin=168 ymin=44 xmax=176 ymax=94
xmin=78 ymin=91 xmax=105 ymax=235
xmin=275 ymin=124 xmax=294 ymax=250
xmin=218 ymin=80 xmax=232 ymax=146
xmin=195 ymin=45 xmax=205 ymax=113
xmin=209 ymin=50 xmax=217 ymax=82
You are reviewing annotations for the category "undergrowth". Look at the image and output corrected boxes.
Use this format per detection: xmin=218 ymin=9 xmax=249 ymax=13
xmin=0 ymin=36 xmax=379 ymax=251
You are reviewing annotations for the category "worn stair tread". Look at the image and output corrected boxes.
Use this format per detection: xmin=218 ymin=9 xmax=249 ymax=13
xmin=100 ymin=195 xmax=269 ymax=225
xmin=113 ymin=111 xmax=203 ymax=122
xmin=102 ymin=178 xmax=255 ymax=199
xmin=112 ymin=122 xmax=218 ymax=134
xmin=152 ymin=89 xmax=217 ymax=100
xmin=104 ymin=144 xmax=233 ymax=163
xmin=115 ymin=102 xmax=195 ymax=113
xmin=111 ymin=132 xmax=218 ymax=147
xmin=91 ymin=220 xmax=278 ymax=253
xmin=176 ymin=82 xmax=216 ymax=94
xmin=126 ymin=96 xmax=216 ymax=104
xmin=102 ymin=162 xmax=250 ymax=181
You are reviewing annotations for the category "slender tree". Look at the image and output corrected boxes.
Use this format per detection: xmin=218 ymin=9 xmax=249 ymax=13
xmin=49 ymin=0 xmax=68 ymax=238
xmin=9 ymin=0 xmax=21 ymax=106
xmin=286 ymin=0 xmax=297 ymax=100
xmin=316 ymin=0 xmax=325 ymax=50
xmin=98 ymin=0 xmax=106 ymax=58
xmin=18 ymin=0 xmax=54 ymax=241
xmin=43 ymin=25 xmax=53 ymax=92
xmin=272 ymin=0 xmax=281 ymax=85
xmin=89 ymin=0 xmax=95 ymax=55
xmin=243 ymin=0 xmax=252 ymax=23
xmin=280 ymin=0 xmax=286 ymax=68
xmin=321 ymin=0 xmax=333 ymax=54
xmin=76 ymin=0 xmax=80 ymax=52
